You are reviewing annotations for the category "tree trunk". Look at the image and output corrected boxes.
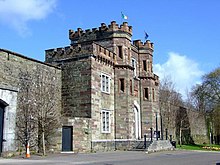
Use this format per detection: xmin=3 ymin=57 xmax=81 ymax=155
xmin=179 ymin=128 xmax=182 ymax=146
xmin=180 ymin=120 xmax=183 ymax=146
xmin=42 ymin=131 xmax=46 ymax=156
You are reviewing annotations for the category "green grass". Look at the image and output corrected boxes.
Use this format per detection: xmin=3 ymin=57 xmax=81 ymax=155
xmin=176 ymin=144 xmax=220 ymax=151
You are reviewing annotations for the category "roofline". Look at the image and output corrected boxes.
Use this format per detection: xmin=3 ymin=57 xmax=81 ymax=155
xmin=0 ymin=48 xmax=61 ymax=70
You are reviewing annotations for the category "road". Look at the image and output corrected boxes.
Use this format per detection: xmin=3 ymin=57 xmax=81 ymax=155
xmin=0 ymin=150 xmax=220 ymax=165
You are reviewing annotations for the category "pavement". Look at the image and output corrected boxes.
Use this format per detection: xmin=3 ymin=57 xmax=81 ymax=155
xmin=0 ymin=150 xmax=220 ymax=165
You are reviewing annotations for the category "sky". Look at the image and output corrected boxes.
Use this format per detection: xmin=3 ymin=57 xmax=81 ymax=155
xmin=0 ymin=0 xmax=219 ymax=98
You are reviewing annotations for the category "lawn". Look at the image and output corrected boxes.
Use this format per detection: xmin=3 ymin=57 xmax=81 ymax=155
xmin=176 ymin=144 xmax=220 ymax=151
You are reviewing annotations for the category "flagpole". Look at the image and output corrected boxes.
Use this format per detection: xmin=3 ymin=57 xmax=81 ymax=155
xmin=121 ymin=12 xmax=123 ymax=24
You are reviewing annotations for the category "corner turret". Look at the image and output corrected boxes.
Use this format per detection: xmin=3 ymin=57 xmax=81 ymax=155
xmin=133 ymin=40 xmax=154 ymax=52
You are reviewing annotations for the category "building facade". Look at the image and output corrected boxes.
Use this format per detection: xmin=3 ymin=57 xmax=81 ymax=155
xmin=46 ymin=21 xmax=160 ymax=152
xmin=0 ymin=21 xmax=160 ymax=155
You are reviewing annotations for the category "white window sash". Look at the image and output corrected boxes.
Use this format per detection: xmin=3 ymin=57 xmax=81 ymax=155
xmin=131 ymin=58 xmax=137 ymax=77
xmin=101 ymin=74 xmax=110 ymax=94
xmin=101 ymin=110 xmax=111 ymax=133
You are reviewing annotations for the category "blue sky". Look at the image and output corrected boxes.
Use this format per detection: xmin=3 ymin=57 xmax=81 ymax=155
xmin=0 ymin=0 xmax=219 ymax=97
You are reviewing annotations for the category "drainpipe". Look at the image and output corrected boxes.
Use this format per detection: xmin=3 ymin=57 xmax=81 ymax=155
xmin=160 ymin=112 xmax=163 ymax=140
xmin=114 ymin=62 xmax=117 ymax=150
xmin=156 ymin=112 xmax=158 ymax=141
xmin=138 ymin=46 xmax=143 ymax=139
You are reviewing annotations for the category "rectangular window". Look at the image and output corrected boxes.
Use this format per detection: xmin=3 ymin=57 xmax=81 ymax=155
xmin=119 ymin=78 xmax=125 ymax=92
xmin=143 ymin=60 xmax=147 ymax=71
xmin=150 ymin=61 xmax=153 ymax=72
xmin=131 ymin=58 xmax=137 ymax=77
xmin=152 ymin=88 xmax=156 ymax=101
xmin=130 ymin=79 xmax=132 ymax=95
xmin=144 ymin=88 xmax=149 ymax=100
xmin=147 ymin=60 xmax=151 ymax=72
xmin=101 ymin=110 xmax=110 ymax=133
xmin=101 ymin=73 xmax=110 ymax=93
xmin=118 ymin=46 xmax=123 ymax=59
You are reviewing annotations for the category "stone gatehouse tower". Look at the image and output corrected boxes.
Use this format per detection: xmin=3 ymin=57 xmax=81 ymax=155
xmin=46 ymin=21 xmax=160 ymax=152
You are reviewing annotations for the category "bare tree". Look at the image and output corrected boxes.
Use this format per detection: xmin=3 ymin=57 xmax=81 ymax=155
xmin=34 ymin=66 xmax=61 ymax=155
xmin=16 ymin=66 xmax=61 ymax=155
xmin=16 ymin=69 xmax=38 ymax=153
xmin=159 ymin=76 xmax=183 ymax=140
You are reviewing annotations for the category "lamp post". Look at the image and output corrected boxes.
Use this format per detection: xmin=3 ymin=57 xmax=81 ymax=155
xmin=165 ymin=128 xmax=168 ymax=140
xmin=150 ymin=128 xmax=153 ymax=142
xmin=155 ymin=112 xmax=158 ymax=140
xmin=160 ymin=112 xmax=163 ymax=140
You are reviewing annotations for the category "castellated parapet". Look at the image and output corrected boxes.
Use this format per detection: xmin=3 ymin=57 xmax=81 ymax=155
xmin=45 ymin=42 xmax=117 ymax=66
xmin=133 ymin=40 xmax=154 ymax=54
xmin=69 ymin=21 xmax=132 ymax=44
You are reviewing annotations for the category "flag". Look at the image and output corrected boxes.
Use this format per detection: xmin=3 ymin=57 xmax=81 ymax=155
xmin=121 ymin=12 xmax=128 ymax=20
xmin=144 ymin=31 xmax=149 ymax=40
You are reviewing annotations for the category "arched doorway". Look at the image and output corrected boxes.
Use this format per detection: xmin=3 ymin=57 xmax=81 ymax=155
xmin=133 ymin=101 xmax=141 ymax=139
xmin=0 ymin=99 xmax=8 ymax=154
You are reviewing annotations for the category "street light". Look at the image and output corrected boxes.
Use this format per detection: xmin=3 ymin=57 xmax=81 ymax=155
xmin=155 ymin=112 xmax=158 ymax=141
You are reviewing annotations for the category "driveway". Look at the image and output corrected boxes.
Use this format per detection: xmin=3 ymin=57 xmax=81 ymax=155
xmin=0 ymin=150 xmax=220 ymax=165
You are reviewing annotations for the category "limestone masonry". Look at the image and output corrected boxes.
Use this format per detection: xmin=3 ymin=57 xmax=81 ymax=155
xmin=0 ymin=21 xmax=160 ymax=155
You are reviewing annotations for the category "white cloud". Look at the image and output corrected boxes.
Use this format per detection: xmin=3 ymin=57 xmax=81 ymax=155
xmin=154 ymin=52 xmax=204 ymax=98
xmin=0 ymin=0 xmax=57 ymax=36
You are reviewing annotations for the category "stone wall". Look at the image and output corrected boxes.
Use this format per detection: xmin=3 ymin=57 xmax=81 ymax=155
xmin=91 ymin=140 xmax=138 ymax=152
xmin=90 ymin=57 xmax=115 ymax=140
xmin=188 ymin=110 xmax=208 ymax=144
xmin=61 ymin=58 xmax=92 ymax=118
xmin=147 ymin=140 xmax=174 ymax=153
xmin=0 ymin=49 xmax=62 ymax=155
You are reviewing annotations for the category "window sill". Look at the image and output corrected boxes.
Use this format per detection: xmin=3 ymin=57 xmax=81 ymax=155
xmin=101 ymin=91 xmax=110 ymax=95
xmin=101 ymin=132 xmax=111 ymax=134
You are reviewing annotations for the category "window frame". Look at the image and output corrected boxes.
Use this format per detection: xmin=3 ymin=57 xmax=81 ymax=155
xmin=130 ymin=79 xmax=133 ymax=95
xmin=152 ymin=88 xmax=156 ymax=101
xmin=143 ymin=60 xmax=147 ymax=71
xmin=119 ymin=78 xmax=125 ymax=93
xmin=131 ymin=58 xmax=137 ymax=77
xmin=144 ymin=87 xmax=149 ymax=100
xmin=101 ymin=73 xmax=111 ymax=94
xmin=101 ymin=110 xmax=111 ymax=133
xmin=118 ymin=46 xmax=123 ymax=59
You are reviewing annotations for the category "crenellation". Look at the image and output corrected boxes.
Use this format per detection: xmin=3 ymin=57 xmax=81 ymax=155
xmin=92 ymin=42 xmax=116 ymax=66
xmin=100 ymin=23 xmax=107 ymax=31
xmin=133 ymin=40 xmax=154 ymax=51
xmin=144 ymin=40 xmax=154 ymax=50
xmin=92 ymin=28 xmax=98 ymax=32
xmin=108 ymin=21 xmax=119 ymax=31
xmin=69 ymin=21 xmax=132 ymax=44
xmin=120 ymin=22 xmax=130 ymax=33
xmin=46 ymin=41 xmax=116 ymax=65
xmin=85 ymin=29 xmax=92 ymax=33
xmin=133 ymin=40 xmax=142 ymax=47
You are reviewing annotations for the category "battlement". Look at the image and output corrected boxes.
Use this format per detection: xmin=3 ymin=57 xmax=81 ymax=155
xmin=45 ymin=42 xmax=116 ymax=65
xmin=133 ymin=40 xmax=154 ymax=51
xmin=69 ymin=21 xmax=132 ymax=44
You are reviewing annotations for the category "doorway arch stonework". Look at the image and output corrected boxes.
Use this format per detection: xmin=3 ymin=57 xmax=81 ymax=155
xmin=133 ymin=100 xmax=141 ymax=139
xmin=0 ymin=87 xmax=18 ymax=155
